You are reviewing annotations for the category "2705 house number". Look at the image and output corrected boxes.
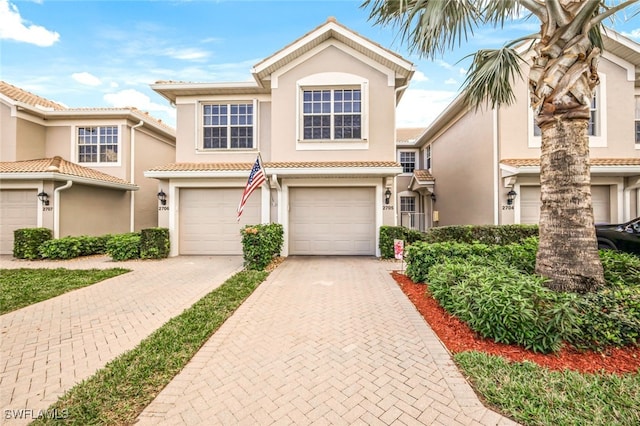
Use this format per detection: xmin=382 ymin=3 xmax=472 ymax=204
xmin=383 ymin=206 xmax=394 ymax=210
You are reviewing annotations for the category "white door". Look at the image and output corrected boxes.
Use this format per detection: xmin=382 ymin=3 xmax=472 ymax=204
xmin=0 ymin=189 xmax=38 ymax=254
xmin=179 ymin=188 xmax=261 ymax=255
xmin=520 ymin=185 xmax=610 ymax=224
xmin=289 ymin=187 xmax=375 ymax=255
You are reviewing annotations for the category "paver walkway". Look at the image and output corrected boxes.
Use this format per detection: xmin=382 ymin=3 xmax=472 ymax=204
xmin=0 ymin=255 xmax=243 ymax=425
xmin=138 ymin=257 xmax=517 ymax=425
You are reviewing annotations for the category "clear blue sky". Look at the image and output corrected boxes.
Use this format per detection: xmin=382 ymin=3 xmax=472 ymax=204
xmin=1 ymin=0 xmax=638 ymax=129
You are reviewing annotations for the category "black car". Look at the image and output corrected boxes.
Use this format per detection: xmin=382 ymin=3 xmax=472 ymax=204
xmin=596 ymin=217 xmax=640 ymax=256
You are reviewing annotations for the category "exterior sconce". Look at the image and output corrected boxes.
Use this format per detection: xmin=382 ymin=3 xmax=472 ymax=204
xmin=430 ymin=193 xmax=436 ymax=203
xmin=384 ymin=188 xmax=392 ymax=205
xmin=157 ymin=189 xmax=167 ymax=206
xmin=37 ymin=191 xmax=50 ymax=206
xmin=507 ymin=189 xmax=518 ymax=206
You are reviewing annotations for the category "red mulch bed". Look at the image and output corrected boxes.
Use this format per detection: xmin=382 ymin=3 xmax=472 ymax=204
xmin=392 ymin=271 xmax=640 ymax=375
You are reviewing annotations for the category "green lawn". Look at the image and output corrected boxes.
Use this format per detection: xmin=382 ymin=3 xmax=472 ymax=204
xmin=33 ymin=269 xmax=268 ymax=425
xmin=0 ymin=268 xmax=129 ymax=314
xmin=455 ymin=351 xmax=640 ymax=426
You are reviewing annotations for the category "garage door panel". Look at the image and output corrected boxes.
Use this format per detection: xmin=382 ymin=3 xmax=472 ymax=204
xmin=179 ymin=188 xmax=260 ymax=255
xmin=290 ymin=187 xmax=375 ymax=255
xmin=520 ymin=185 xmax=610 ymax=225
xmin=0 ymin=190 xmax=38 ymax=255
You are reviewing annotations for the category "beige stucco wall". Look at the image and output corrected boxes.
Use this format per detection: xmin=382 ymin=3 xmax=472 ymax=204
xmin=0 ymin=102 xmax=17 ymax=161
xmin=58 ymin=183 xmax=129 ymax=237
xmin=430 ymin=110 xmax=496 ymax=226
xmin=16 ymin=118 xmax=46 ymax=160
xmin=44 ymin=126 xmax=72 ymax=160
xmin=270 ymin=45 xmax=395 ymax=162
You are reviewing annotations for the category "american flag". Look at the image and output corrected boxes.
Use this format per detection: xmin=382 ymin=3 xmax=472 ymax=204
xmin=237 ymin=156 xmax=266 ymax=221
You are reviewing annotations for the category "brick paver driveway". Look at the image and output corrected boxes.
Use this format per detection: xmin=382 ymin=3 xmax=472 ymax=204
xmin=0 ymin=255 xmax=242 ymax=425
xmin=138 ymin=257 xmax=517 ymax=425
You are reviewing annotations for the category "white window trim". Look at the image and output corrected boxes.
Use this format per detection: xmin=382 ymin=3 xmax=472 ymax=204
xmin=635 ymin=94 xmax=640 ymax=150
xmin=528 ymin=73 xmax=607 ymax=148
xmin=424 ymin=145 xmax=432 ymax=172
xmin=73 ymin=124 xmax=122 ymax=167
xmin=397 ymin=149 xmax=418 ymax=175
xmin=198 ymin=99 xmax=258 ymax=152
xmin=295 ymin=72 xmax=369 ymax=151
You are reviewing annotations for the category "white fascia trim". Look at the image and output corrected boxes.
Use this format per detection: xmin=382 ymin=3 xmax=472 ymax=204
xmin=602 ymin=51 xmax=636 ymax=82
xmin=268 ymin=166 xmax=404 ymax=177
xmin=500 ymin=165 xmax=640 ymax=177
xmin=0 ymin=173 xmax=138 ymax=191
xmin=144 ymin=170 xmax=250 ymax=179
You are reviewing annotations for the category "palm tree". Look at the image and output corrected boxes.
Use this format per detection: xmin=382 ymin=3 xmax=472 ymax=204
xmin=364 ymin=0 xmax=637 ymax=292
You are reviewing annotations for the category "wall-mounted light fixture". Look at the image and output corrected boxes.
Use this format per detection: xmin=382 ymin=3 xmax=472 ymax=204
xmin=37 ymin=191 xmax=50 ymax=206
xmin=430 ymin=193 xmax=436 ymax=203
xmin=157 ymin=189 xmax=167 ymax=206
xmin=507 ymin=188 xmax=518 ymax=206
xmin=384 ymin=188 xmax=392 ymax=205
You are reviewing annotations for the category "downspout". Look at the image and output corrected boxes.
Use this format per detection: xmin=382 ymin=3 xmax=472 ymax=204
xmin=492 ymin=108 xmax=500 ymax=225
xmin=394 ymin=84 xmax=409 ymax=227
xmin=130 ymin=121 xmax=144 ymax=232
xmin=54 ymin=181 xmax=73 ymax=238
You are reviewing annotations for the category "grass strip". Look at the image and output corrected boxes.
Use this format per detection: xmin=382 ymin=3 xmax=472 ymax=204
xmin=32 ymin=269 xmax=268 ymax=425
xmin=455 ymin=351 xmax=640 ymax=426
xmin=0 ymin=268 xmax=129 ymax=314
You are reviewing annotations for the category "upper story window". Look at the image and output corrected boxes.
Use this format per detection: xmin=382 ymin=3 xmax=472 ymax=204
xmin=635 ymin=96 xmax=639 ymax=145
xmin=302 ymin=89 xmax=361 ymax=140
xmin=425 ymin=145 xmax=432 ymax=170
xmin=399 ymin=151 xmax=416 ymax=173
xmin=203 ymin=103 xmax=254 ymax=149
xmin=77 ymin=126 xmax=118 ymax=164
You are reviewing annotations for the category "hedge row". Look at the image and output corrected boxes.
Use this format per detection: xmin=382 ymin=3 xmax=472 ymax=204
xmin=379 ymin=226 xmax=427 ymax=259
xmin=13 ymin=228 xmax=170 ymax=261
xmin=241 ymin=223 xmax=284 ymax=270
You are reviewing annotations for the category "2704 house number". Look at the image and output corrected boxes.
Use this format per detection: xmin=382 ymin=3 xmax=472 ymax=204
xmin=502 ymin=205 xmax=514 ymax=210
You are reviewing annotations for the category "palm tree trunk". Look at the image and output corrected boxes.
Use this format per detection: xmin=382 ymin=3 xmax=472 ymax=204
xmin=535 ymin=119 xmax=604 ymax=292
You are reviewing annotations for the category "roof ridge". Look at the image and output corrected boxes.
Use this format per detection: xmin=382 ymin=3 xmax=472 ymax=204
xmin=0 ymin=80 xmax=67 ymax=110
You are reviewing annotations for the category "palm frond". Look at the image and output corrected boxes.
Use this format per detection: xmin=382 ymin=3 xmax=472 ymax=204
xmin=462 ymin=48 xmax=525 ymax=111
xmin=481 ymin=0 xmax=524 ymax=27
xmin=363 ymin=0 xmax=483 ymax=59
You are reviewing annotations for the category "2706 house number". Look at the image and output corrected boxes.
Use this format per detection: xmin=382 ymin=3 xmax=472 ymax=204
xmin=158 ymin=206 xmax=169 ymax=211
xmin=383 ymin=206 xmax=394 ymax=210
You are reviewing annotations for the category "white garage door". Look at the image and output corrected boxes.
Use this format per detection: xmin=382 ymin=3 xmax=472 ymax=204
xmin=0 ymin=189 xmax=37 ymax=254
xmin=289 ymin=187 xmax=375 ymax=255
xmin=520 ymin=185 xmax=610 ymax=224
xmin=179 ymin=188 xmax=261 ymax=255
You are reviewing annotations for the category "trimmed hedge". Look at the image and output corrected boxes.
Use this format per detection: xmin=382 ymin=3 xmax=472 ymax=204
xmin=241 ymin=223 xmax=284 ymax=270
xmin=423 ymin=224 xmax=539 ymax=245
xmin=140 ymin=228 xmax=170 ymax=259
xmin=106 ymin=233 xmax=141 ymax=261
xmin=13 ymin=228 xmax=52 ymax=259
xmin=39 ymin=235 xmax=111 ymax=260
xmin=379 ymin=226 xmax=427 ymax=259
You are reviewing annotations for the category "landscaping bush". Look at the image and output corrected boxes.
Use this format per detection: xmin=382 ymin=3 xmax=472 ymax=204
xmin=39 ymin=235 xmax=110 ymax=259
xmin=140 ymin=228 xmax=170 ymax=259
xmin=106 ymin=233 xmax=141 ymax=261
xmin=599 ymin=249 xmax=640 ymax=287
xmin=241 ymin=223 xmax=284 ymax=270
xmin=13 ymin=228 xmax=52 ymax=259
xmin=423 ymin=224 xmax=539 ymax=245
xmin=427 ymin=257 xmax=577 ymax=353
xmin=379 ymin=226 xmax=427 ymax=259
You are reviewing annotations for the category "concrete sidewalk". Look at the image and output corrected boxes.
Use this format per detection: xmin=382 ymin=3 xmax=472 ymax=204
xmin=138 ymin=257 xmax=517 ymax=425
xmin=0 ymin=255 xmax=243 ymax=425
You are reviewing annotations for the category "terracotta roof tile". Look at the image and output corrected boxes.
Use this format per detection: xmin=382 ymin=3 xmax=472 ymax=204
xmin=502 ymin=158 xmax=640 ymax=167
xmin=413 ymin=169 xmax=435 ymax=181
xmin=148 ymin=161 xmax=402 ymax=172
xmin=0 ymin=81 xmax=66 ymax=110
xmin=0 ymin=157 xmax=135 ymax=187
xmin=396 ymin=128 xmax=426 ymax=143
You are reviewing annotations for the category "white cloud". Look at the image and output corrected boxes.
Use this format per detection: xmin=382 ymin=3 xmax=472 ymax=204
xmin=459 ymin=67 xmax=467 ymax=76
xmin=162 ymin=47 xmax=210 ymax=61
xmin=72 ymin=72 xmax=101 ymax=86
xmin=411 ymin=70 xmax=429 ymax=82
xmin=0 ymin=0 xmax=59 ymax=47
xmin=104 ymin=89 xmax=176 ymax=121
xmin=622 ymin=28 xmax=640 ymax=40
xmin=444 ymin=78 xmax=458 ymax=86
xmin=435 ymin=59 xmax=455 ymax=70
xmin=396 ymin=88 xmax=458 ymax=128
xmin=110 ymin=82 xmax=119 ymax=88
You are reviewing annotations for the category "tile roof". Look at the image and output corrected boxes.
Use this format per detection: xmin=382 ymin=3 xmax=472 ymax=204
xmin=501 ymin=158 xmax=640 ymax=167
xmin=148 ymin=161 xmax=402 ymax=172
xmin=413 ymin=170 xmax=435 ymax=181
xmin=0 ymin=157 xmax=135 ymax=187
xmin=0 ymin=81 xmax=66 ymax=110
xmin=396 ymin=128 xmax=426 ymax=143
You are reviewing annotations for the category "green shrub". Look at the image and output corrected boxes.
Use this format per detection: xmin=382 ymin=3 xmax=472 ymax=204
xmin=379 ymin=226 xmax=426 ymax=259
xmin=599 ymin=249 xmax=640 ymax=287
xmin=423 ymin=224 xmax=539 ymax=244
xmin=427 ymin=257 xmax=577 ymax=353
xmin=106 ymin=233 xmax=141 ymax=261
xmin=13 ymin=228 xmax=52 ymax=259
xmin=39 ymin=235 xmax=111 ymax=259
xmin=140 ymin=228 xmax=170 ymax=259
xmin=241 ymin=223 xmax=284 ymax=270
